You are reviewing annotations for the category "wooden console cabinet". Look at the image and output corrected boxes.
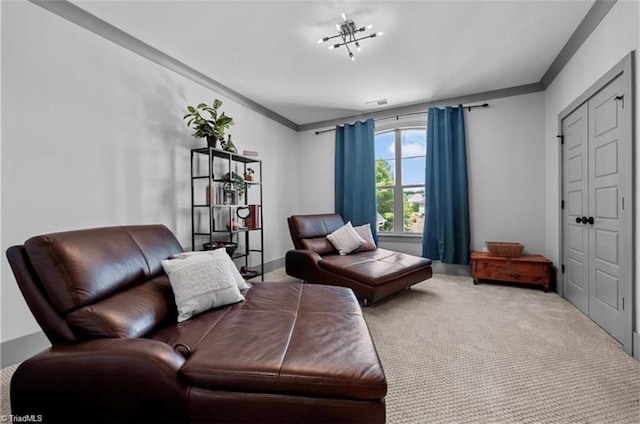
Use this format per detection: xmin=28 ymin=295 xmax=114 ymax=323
xmin=471 ymin=252 xmax=552 ymax=292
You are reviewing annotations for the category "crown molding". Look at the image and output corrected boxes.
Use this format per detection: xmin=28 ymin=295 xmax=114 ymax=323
xmin=29 ymin=0 xmax=616 ymax=132
xmin=540 ymin=0 xmax=617 ymax=88
xmin=298 ymin=82 xmax=545 ymax=133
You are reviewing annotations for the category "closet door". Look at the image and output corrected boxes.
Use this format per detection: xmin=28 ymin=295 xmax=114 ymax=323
xmin=560 ymin=56 xmax=633 ymax=355
xmin=587 ymin=74 xmax=630 ymax=349
xmin=562 ymin=104 xmax=589 ymax=314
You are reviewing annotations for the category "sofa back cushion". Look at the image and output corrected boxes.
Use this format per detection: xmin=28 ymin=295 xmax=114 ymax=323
xmin=287 ymin=214 xmax=345 ymax=254
xmin=23 ymin=225 xmax=183 ymax=339
xmin=66 ymin=275 xmax=176 ymax=339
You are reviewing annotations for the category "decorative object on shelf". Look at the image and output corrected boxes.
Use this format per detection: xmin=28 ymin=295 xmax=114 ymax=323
xmin=317 ymin=13 xmax=383 ymax=61
xmin=183 ymin=99 xmax=234 ymax=148
xmin=205 ymin=182 xmax=217 ymax=205
xmin=240 ymin=266 xmax=259 ymax=279
xmin=242 ymin=150 xmax=259 ymax=157
xmin=221 ymin=171 xmax=247 ymax=198
xmin=226 ymin=219 xmax=240 ymax=231
xmin=237 ymin=204 xmax=260 ymax=229
xmin=203 ymin=241 xmax=237 ymax=257
xmin=223 ymin=134 xmax=238 ymax=153
xmin=244 ymin=168 xmax=255 ymax=181
xmin=223 ymin=189 xmax=237 ymax=205
xmin=485 ymin=241 xmax=524 ymax=258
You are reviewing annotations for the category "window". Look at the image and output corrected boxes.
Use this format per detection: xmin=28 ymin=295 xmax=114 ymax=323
xmin=375 ymin=128 xmax=426 ymax=234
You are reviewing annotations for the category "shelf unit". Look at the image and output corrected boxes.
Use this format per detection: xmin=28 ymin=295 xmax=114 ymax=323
xmin=190 ymin=147 xmax=263 ymax=280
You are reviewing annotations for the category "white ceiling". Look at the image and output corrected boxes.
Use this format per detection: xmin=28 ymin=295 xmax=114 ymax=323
xmin=72 ymin=0 xmax=595 ymax=126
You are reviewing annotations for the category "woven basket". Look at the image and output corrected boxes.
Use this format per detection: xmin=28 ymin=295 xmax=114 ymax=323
xmin=485 ymin=241 xmax=524 ymax=258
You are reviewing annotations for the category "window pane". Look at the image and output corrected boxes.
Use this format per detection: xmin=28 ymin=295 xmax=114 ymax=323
xmin=375 ymin=131 xmax=395 ymax=160
xmin=376 ymin=188 xmax=394 ymax=232
xmin=375 ymin=159 xmax=395 ymax=186
xmin=404 ymin=188 xmax=425 ymax=233
xmin=401 ymin=129 xmax=426 ymax=185
xmin=402 ymin=157 xmax=425 ymax=185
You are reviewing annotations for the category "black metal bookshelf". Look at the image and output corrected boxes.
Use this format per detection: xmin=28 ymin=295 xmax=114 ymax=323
xmin=190 ymin=147 xmax=263 ymax=280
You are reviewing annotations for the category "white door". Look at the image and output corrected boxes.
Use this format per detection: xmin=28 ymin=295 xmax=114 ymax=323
xmin=561 ymin=67 xmax=632 ymax=354
xmin=587 ymin=75 xmax=631 ymax=350
xmin=562 ymin=103 xmax=588 ymax=314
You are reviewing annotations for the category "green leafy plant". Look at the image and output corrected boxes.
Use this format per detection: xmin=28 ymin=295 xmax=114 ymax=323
xmin=221 ymin=172 xmax=247 ymax=196
xmin=183 ymin=99 xmax=234 ymax=140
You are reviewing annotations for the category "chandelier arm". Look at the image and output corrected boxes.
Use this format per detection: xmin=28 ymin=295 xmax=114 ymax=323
xmin=321 ymin=33 xmax=343 ymax=42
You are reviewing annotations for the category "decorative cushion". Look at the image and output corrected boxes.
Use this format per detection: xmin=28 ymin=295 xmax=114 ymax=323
xmin=175 ymin=249 xmax=251 ymax=290
xmin=326 ymin=222 xmax=366 ymax=255
xmin=354 ymin=224 xmax=377 ymax=252
xmin=161 ymin=254 xmax=244 ymax=322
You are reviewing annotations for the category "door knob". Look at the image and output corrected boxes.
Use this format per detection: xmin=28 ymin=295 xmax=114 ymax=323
xmin=575 ymin=217 xmax=582 ymax=224
xmin=587 ymin=216 xmax=594 ymax=225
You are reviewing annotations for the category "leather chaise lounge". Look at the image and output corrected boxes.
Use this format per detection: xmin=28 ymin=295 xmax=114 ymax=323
xmin=6 ymin=224 xmax=387 ymax=423
xmin=286 ymin=214 xmax=433 ymax=306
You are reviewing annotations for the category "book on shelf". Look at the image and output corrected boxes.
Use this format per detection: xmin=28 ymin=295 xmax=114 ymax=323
xmin=244 ymin=204 xmax=260 ymax=229
xmin=242 ymin=150 xmax=259 ymax=157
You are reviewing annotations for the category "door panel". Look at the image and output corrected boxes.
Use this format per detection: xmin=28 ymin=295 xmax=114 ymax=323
xmin=594 ymin=228 xmax=618 ymax=265
xmin=594 ymin=186 xmax=618 ymax=218
xmin=562 ymin=104 xmax=588 ymax=313
xmin=587 ymin=74 xmax=628 ymax=348
xmin=595 ymin=269 xmax=618 ymax=310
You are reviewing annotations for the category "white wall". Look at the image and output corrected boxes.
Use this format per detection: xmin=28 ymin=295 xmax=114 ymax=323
xmin=297 ymin=129 xmax=335 ymax=214
xmin=1 ymin=1 xmax=300 ymax=343
xmin=466 ymin=92 xmax=546 ymax=254
xmin=297 ymin=92 xmax=546 ymax=258
xmin=543 ymin=0 xmax=638 ymax=328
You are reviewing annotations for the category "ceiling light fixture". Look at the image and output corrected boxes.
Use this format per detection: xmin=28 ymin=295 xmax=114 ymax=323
xmin=317 ymin=13 xmax=383 ymax=60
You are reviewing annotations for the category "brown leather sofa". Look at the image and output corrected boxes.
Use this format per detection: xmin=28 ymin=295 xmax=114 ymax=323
xmin=6 ymin=224 xmax=386 ymax=423
xmin=286 ymin=214 xmax=433 ymax=306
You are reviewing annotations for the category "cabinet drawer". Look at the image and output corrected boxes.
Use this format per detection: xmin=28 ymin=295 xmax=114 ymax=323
xmin=473 ymin=260 xmax=549 ymax=284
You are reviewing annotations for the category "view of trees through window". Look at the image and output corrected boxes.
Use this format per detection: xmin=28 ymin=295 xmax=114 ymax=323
xmin=375 ymin=128 xmax=426 ymax=234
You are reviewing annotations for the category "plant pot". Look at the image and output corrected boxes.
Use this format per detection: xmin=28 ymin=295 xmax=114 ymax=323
xmin=206 ymin=135 xmax=219 ymax=149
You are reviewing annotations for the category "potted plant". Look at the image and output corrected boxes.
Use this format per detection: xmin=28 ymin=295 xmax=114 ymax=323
xmin=183 ymin=99 xmax=234 ymax=148
xmin=221 ymin=171 xmax=248 ymax=198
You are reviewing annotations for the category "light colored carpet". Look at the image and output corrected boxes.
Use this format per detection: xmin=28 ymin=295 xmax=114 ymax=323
xmin=364 ymin=274 xmax=640 ymax=423
xmin=2 ymin=271 xmax=639 ymax=423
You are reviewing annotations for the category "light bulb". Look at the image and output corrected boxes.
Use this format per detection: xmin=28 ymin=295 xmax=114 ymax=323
xmin=356 ymin=42 xmax=361 ymax=51
xmin=349 ymin=52 xmax=355 ymax=61
xmin=367 ymin=24 xmax=373 ymax=29
xmin=341 ymin=13 xmax=347 ymax=21
xmin=377 ymin=31 xmax=384 ymax=36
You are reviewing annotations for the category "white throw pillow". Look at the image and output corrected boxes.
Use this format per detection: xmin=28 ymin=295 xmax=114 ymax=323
xmin=161 ymin=254 xmax=245 ymax=322
xmin=326 ymin=221 xmax=366 ymax=255
xmin=174 ymin=249 xmax=251 ymax=290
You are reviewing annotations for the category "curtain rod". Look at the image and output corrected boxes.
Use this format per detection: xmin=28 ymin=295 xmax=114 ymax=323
xmin=314 ymin=103 xmax=489 ymax=135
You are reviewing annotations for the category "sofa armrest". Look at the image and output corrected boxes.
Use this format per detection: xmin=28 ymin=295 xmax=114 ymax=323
xmin=11 ymin=338 xmax=188 ymax=423
xmin=285 ymin=249 xmax=323 ymax=279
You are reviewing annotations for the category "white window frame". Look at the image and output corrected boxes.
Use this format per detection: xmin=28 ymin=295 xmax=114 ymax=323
xmin=375 ymin=124 xmax=426 ymax=236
